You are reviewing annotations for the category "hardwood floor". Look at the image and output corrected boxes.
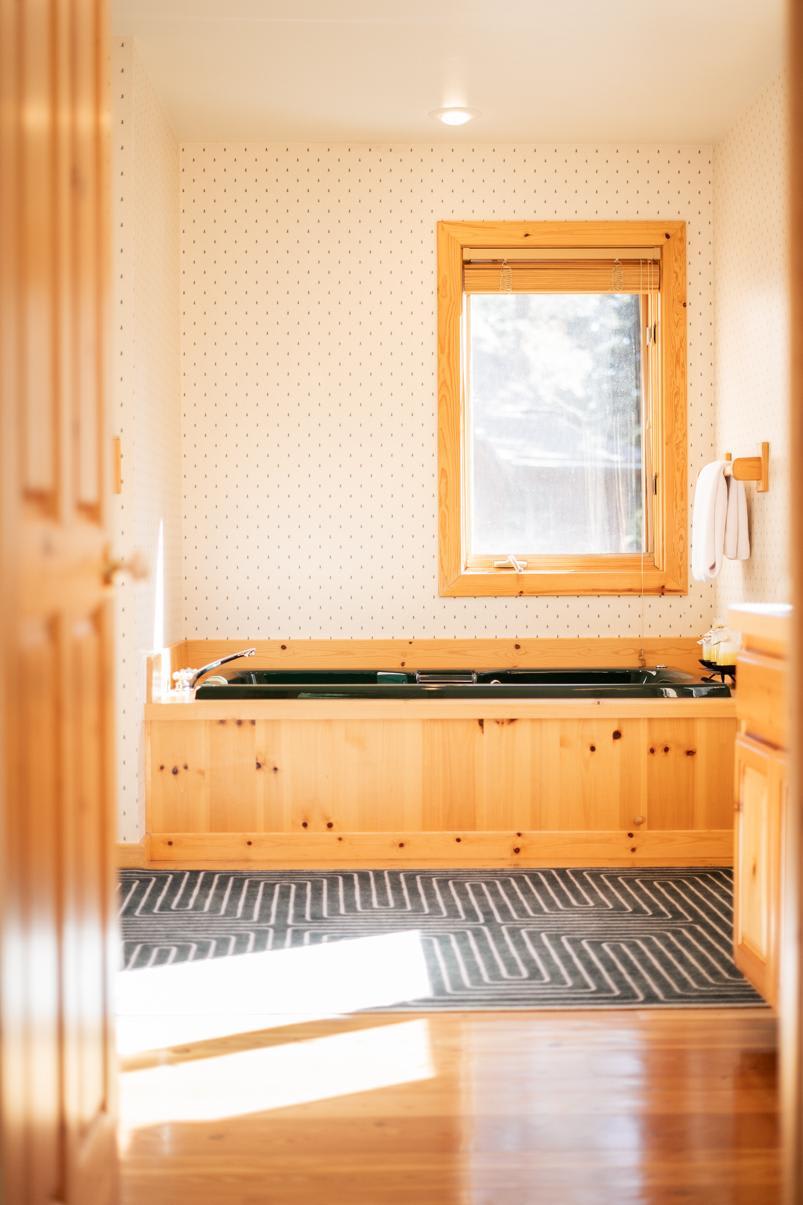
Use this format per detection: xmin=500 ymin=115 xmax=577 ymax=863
xmin=119 ymin=1009 xmax=779 ymax=1204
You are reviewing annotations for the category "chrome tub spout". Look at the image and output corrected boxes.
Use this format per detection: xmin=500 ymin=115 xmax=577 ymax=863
xmin=187 ymin=647 xmax=257 ymax=689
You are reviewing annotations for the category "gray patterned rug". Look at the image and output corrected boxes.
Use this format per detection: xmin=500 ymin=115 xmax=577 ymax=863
xmin=118 ymin=867 xmax=763 ymax=1009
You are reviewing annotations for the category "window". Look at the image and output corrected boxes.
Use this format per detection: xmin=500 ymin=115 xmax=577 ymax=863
xmin=437 ymin=221 xmax=687 ymax=596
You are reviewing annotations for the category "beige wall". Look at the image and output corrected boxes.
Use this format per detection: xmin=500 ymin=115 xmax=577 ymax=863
xmin=111 ymin=40 xmax=182 ymax=841
xmin=714 ymin=73 xmax=790 ymax=611
xmin=178 ymin=143 xmax=717 ymax=640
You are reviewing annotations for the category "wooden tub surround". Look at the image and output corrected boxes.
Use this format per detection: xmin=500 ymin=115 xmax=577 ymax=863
xmin=139 ymin=639 xmax=737 ymax=869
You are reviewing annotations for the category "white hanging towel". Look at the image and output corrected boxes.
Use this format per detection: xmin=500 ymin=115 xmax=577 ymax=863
xmin=724 ymin=476 xmax=750 ymax=560
xmin=691 ymin=460 xmax=728 ymax=581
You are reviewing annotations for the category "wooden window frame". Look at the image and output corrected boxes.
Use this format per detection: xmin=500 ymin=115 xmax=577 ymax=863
xmin=437 ymin=220 xmax=688 ymax=597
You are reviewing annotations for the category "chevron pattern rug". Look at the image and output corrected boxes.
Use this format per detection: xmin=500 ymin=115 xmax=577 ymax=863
xmin=118 ymin=867 xmax=763 ymax=1009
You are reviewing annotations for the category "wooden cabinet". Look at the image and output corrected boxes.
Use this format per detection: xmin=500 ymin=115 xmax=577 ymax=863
xmin=730 ymin=605 xmax=791 ymax=1008
xmin=733 ymin=736 xmax=785 ymax=1004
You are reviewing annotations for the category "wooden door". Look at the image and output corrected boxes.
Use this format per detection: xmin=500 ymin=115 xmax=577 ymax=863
xmin=787 ymin=5 xmax=803 ymax=1202
xmin=0 ymin=2 xmax=119 ymax=1204
xmin=733 ymin=734 xmax=784 ymax=1007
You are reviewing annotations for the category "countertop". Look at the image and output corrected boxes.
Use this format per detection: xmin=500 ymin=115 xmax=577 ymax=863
xmin=728 ymin=602 xmax=792 ymax=652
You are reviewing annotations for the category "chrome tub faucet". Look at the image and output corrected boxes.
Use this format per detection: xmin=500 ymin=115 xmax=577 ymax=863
xmin=172 ymin=647 xmax=257 ymax=691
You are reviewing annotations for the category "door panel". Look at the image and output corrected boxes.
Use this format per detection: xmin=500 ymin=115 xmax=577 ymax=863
xmin=733 ymin=734 xmax=784 ymax=1006
xmin=737 ymin=764 xmax=772 ymax=957
xmin=20 ymin=618 xmax=64 ymax=1205
xmin=1 ymin=1 xmax=118 ymax=1203
xmin=74 ymin=8 xmax=104 ymax=516
xmin=66 ymin=609 xmax=113 ymax=1135
xmin=20 ymin=1 xmax=58 ymax=502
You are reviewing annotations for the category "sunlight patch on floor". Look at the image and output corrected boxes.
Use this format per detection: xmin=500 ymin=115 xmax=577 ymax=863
xmin=117 ymin=928 xmax=431 ymax=1055
xmin=120 ymin=1017 xmax=434 ymax=1128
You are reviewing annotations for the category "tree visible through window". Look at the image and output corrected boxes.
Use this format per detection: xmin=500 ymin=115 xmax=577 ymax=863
xmin=468 ymin=292 xmax=645 ymax=558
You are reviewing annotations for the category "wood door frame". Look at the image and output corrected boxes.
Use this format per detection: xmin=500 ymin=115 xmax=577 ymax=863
xmin=784 ymin=4 xmax=803 ymax=1201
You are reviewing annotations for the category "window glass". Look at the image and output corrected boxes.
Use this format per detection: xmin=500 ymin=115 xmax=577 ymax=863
xmin=467 ymin=292 xmax=646 ymax=557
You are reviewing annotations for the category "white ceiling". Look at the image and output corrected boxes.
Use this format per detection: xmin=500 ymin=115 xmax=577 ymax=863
xmin=111 ymin=0 xmax=786 ymax=143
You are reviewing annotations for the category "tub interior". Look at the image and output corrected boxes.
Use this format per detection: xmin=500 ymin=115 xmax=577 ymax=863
xmin=224 ymin=667 xmax=682 ymax=686
xmin=194 ymin=666 xmax=731 ymax=699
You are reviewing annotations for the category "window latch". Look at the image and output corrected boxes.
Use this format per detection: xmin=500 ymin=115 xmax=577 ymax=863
xmin=493 ymin=555 xmax=528 ymax=572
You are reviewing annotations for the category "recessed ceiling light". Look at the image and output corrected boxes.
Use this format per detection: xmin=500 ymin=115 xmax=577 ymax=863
xmin=430 ymin=107 xmax=479 ymax=127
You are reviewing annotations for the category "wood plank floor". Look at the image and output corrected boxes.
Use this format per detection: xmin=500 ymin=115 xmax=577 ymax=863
xmin=119 ymin=1008 xmax=779 ymax=1204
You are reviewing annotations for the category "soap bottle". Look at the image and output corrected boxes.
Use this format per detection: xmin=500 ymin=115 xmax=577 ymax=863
xmin=699 ymin=621 xmax=728 ymax=662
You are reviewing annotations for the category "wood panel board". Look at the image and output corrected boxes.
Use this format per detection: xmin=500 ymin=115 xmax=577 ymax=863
xmin=147 ymin=714 xmax=736 ymax=850
xmin=178 ymin=636 xmax=704 ymax=675
xmin=145 ymin=829 xmax=734 ymax=869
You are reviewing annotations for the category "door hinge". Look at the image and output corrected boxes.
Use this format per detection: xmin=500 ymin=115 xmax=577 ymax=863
xmin=653 ymin=473 xmax=658 ymax=495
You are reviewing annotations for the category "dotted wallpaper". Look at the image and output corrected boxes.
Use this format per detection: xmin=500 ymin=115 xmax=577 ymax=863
xmin=714 ymin=73 xmax=790 ymax=611
xmin=180 ymin=143 xmax=717 ymax=638
xmin=111 ymin=40 xmax=182 ymax=841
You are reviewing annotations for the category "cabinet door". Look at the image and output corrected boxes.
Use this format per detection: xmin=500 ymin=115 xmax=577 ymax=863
xmin=733 ymin=735 xmax=784 ymax=1006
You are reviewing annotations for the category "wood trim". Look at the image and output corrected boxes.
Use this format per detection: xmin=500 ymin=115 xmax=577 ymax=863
xmin=177 ymin=637 xmax=705 ymax=675
xmin=116 ymin=843 xmax=146 ymax=868
xmin=439 ymin=220 xmax=688 ymax=249
xmin=437 ymin=220 xmax=688 ymax=596
xmin=440 ymin=563 xmax=682 ymax=597
xmin=657 ymin=221 xmax=688 ymax=592
xmin=144 ymin=829 xmax=733 ymax=870
xmin=465 ymin=553 xmax=661 ymax=572
xmin=147 ymin=697 xmax=736 ymax=722
xmin=437 ymin=220 xmax=464 ymax=594
xmin=463 ymin=260 xmax=661 ymax=293
xmin=464 ymin=245 xmax=663 ymax=262
xmin=785 ymin=2 xmax=803 ymax=1198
